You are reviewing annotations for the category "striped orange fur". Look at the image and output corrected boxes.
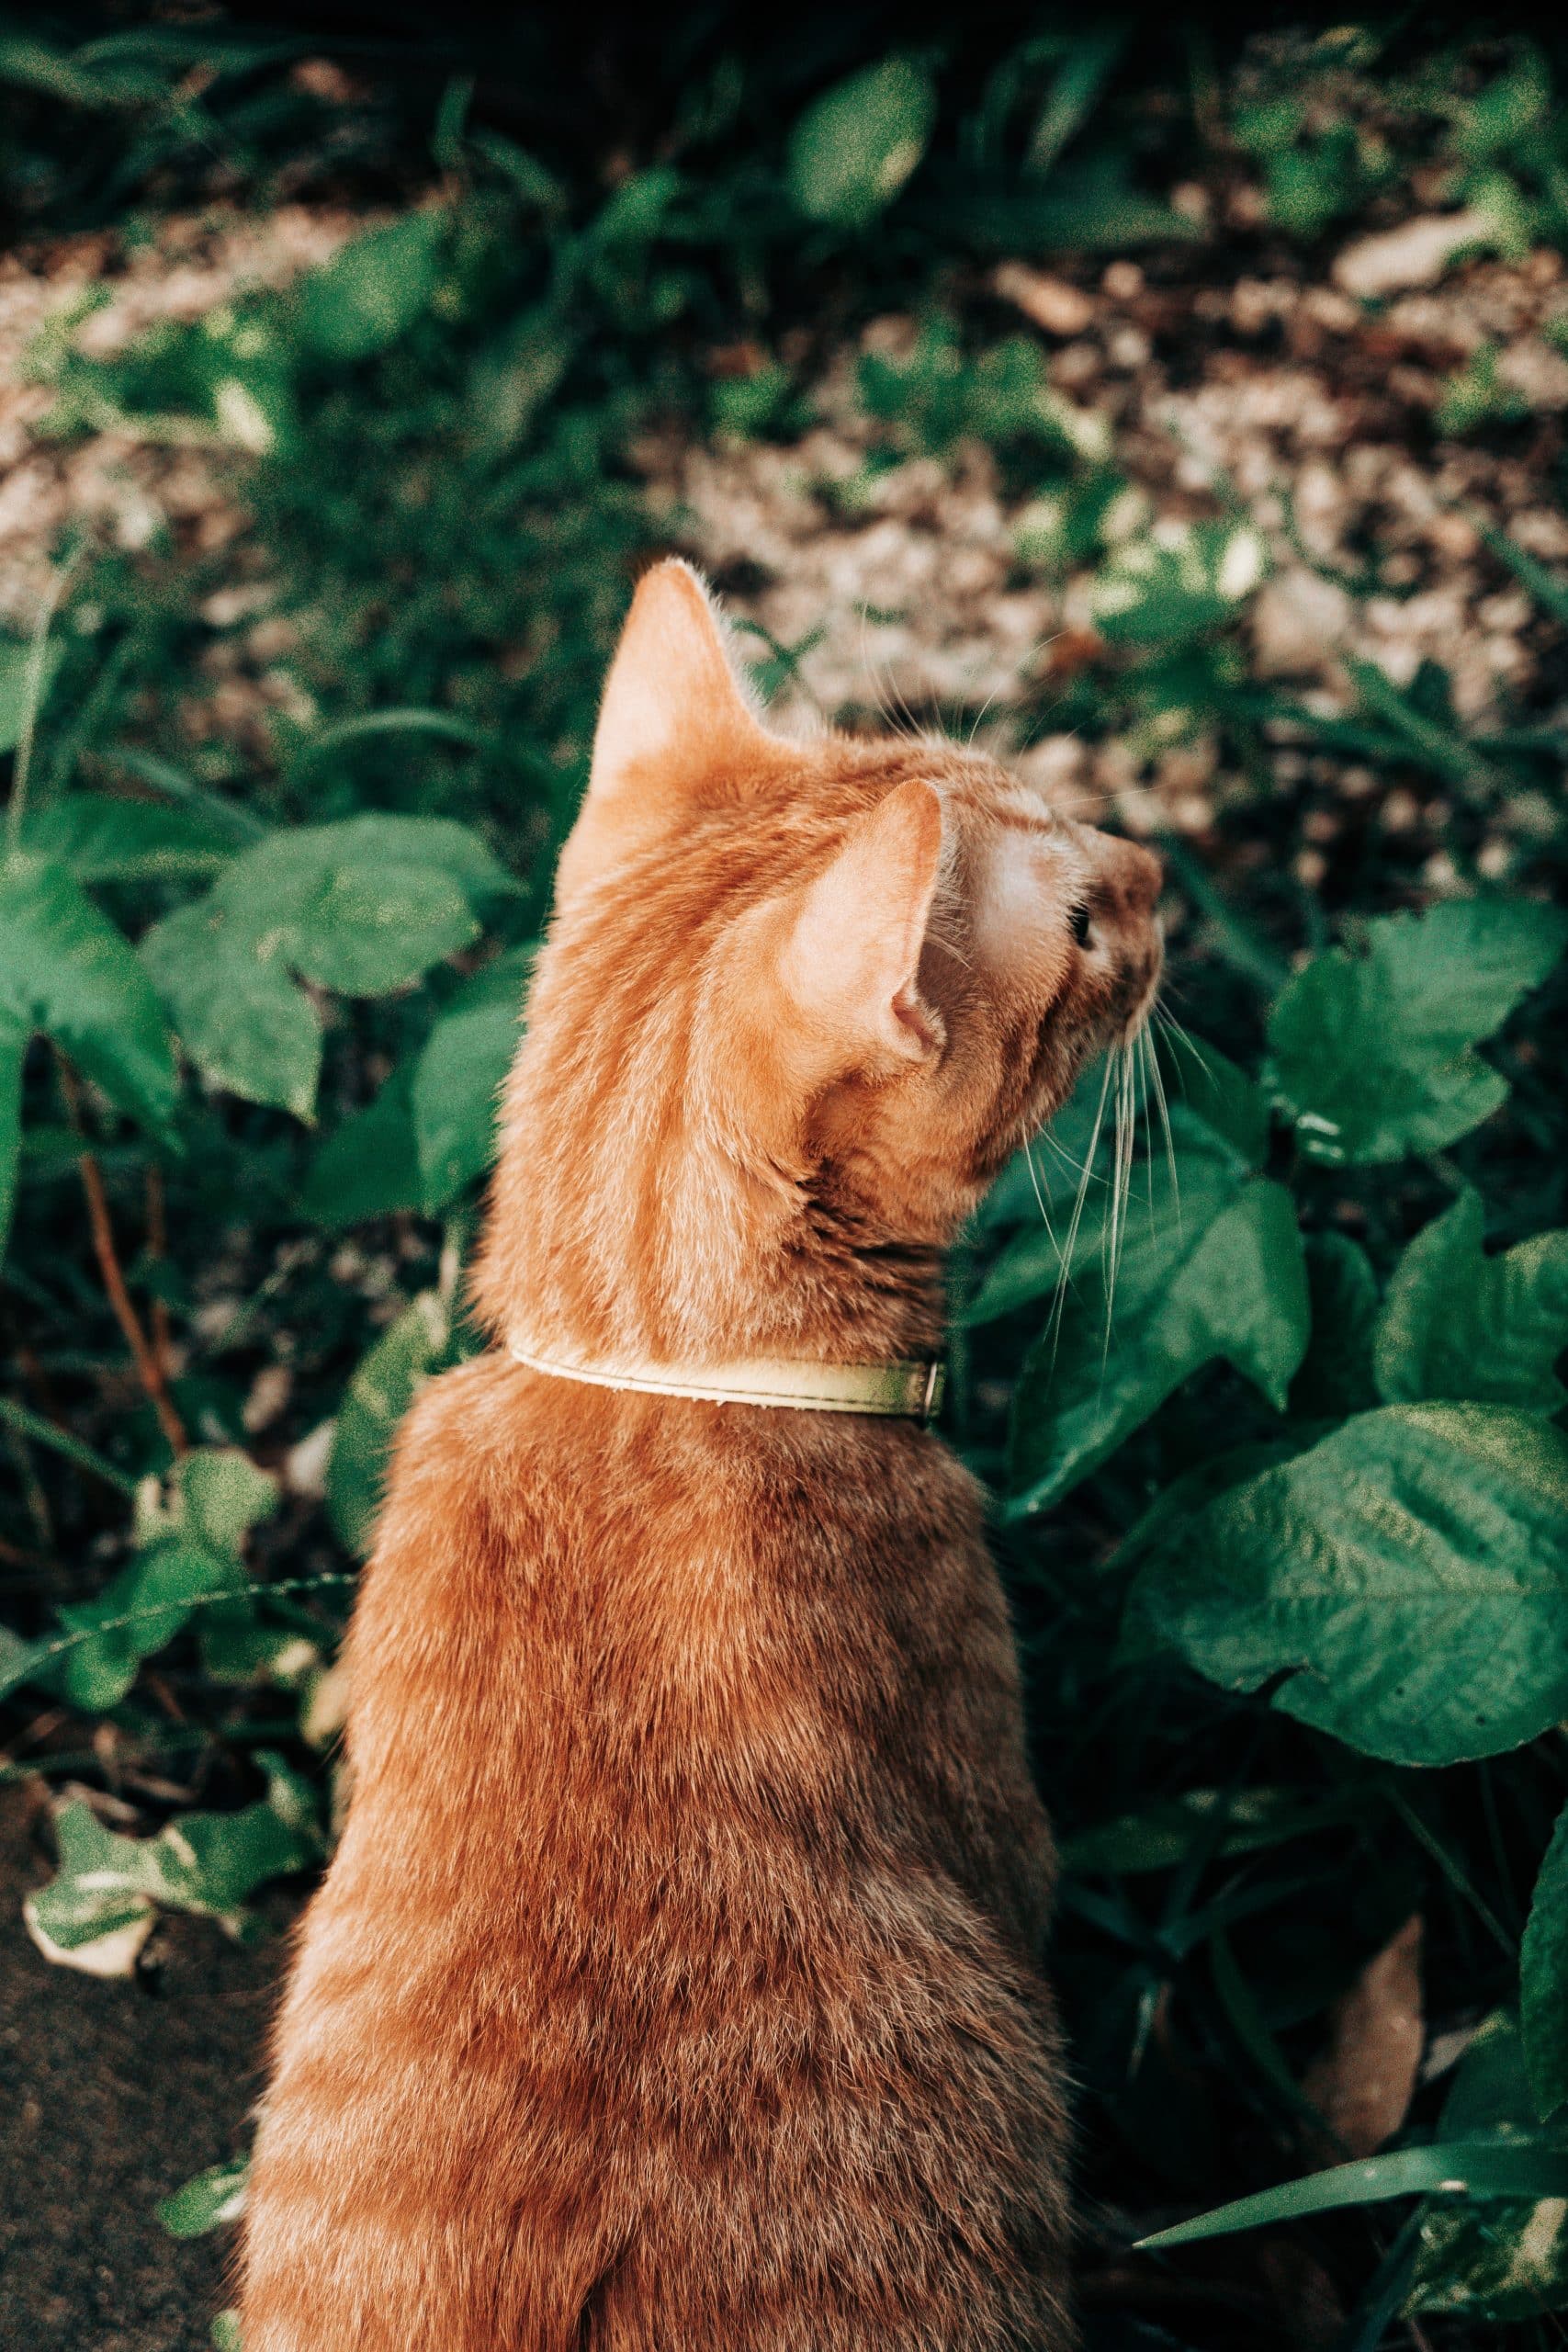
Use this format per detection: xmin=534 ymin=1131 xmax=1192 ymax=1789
xmin=240 ymin=562 xmax=1162 ymax=2350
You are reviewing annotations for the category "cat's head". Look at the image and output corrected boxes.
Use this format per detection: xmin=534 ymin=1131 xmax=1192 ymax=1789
xmin=476 ymin=562 xmax=1161 ymax=1356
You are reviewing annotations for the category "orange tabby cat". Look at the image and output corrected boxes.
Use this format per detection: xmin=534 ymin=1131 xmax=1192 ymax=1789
xmin=240 ymin=562 xmax=1161 ymax=2351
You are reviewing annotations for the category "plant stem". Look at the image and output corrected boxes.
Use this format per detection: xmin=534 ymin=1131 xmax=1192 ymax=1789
xmin=56 ymin=1059 xmax=187 ymax=1457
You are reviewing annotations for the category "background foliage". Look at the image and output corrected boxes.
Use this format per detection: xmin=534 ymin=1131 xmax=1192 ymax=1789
xmin=3 ymin=9 xmax=1568 ymax=2347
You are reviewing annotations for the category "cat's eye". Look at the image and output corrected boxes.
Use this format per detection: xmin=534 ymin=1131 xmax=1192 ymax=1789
xmin=1068 ymin=903 xmax=1092 ymax=948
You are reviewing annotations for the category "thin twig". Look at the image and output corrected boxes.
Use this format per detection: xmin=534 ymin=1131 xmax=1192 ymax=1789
xmin=143 ymin=1163 xmax=175 ymax=1392
xmin=56 ymin=1060 xmax=187 ymax=1457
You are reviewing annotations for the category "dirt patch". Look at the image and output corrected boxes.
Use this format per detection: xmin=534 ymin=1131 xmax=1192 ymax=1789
xmin=0 ymin=1783 xmax=288 ymax=2351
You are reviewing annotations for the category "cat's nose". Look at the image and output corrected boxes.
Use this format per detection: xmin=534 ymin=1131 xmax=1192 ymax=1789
xmin=1104 ymin=837 xmax=1163 ymax=919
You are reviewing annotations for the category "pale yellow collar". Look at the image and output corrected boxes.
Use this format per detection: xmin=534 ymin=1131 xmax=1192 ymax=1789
xmin=506 ymin=1337 xmax=945 ymax=1420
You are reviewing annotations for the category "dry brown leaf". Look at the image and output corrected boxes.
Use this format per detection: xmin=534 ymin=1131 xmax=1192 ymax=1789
xmin=1302 ymin=1912 xmax=1424 ymax=2159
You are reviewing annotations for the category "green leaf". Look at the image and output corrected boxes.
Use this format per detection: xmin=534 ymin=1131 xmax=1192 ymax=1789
xmin=141 ymin=817 xmax=512 ymax=1116
xmin=22 ymin=795 xmax=236 ymax=883
xmin=159 ymin=2154 xmax=249 ymax=2239
xmin=299 ymin=1063 xmax=424 ymax=1228
xmin=294 ymin=210 xmax=445 ymax=362
xmin=43 ymin=1449 xmax=276 ymax=1709
xmin=1006 ymin=1143 xmax=1309 ymax=1517
xmin=787 ymin=58 xmax=937 ymax=227
xmin=1137 ymin=2141 xmax=1568 ymax=2251
xmin=0 ymin=852 xmax=176 ymax=1135
xmin=327 ymin=1292 xmax=452 ymax=1556
xmin=223 ymin=817 xmax=507 ymax=997
xmin=1523 ymin=1809 xmax=1568 ymax=2122
xmin=411 ymin=947 xmax=531 ymax=1209
xmin=23 ymin=1754 xmax=321 ymax=1977
xmin=1155 ymin=1026 xmax=1270 ymax=1170
xmin=1268 ymin=899 xmax=1568 ymax=1166
xmin=211 ymin=2313 xmax=243 ymax=2352
xmin=1291 ymin=1233 xmax=1382 ymax=1417
xmin=141 ymin=899 xmax=321 ymax=1119
xmin=1375 ymin=1190 xmax=1568 ymax=1414
xmin=1127 ymin=1405 xmax=1568 ymax=1764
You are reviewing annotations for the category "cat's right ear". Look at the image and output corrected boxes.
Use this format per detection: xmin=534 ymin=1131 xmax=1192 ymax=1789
xmin=553 ymin=560 xmax=775 ymax=904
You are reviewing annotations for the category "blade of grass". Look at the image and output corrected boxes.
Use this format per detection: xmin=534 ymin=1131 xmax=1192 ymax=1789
xmin=1136 ymin=2142 xmax=1568 ymax=2251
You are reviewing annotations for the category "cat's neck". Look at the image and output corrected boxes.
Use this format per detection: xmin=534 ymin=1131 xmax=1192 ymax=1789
xmin=477 ymin=1112 xmax=951 ymax=1373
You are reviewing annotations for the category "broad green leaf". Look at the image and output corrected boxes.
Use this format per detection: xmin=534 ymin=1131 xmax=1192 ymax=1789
xmin=1523 ymin=1809 xmax=1568 ymax=2122
xmin=223 ymin=817 xmax=506 ymax=996
xmin=160 ymin=2154 xmax=249 ymax=2239
xmin=141 ymin=899 xmax=321 ymax=1119
xmin=1137 ymin=2141 xmax=1568 ymax=2251
xmin=22 ymin=795 xmax=235 ymax=882
xmin=24 ymin=1752 xmax=321 ymax=1976
xmin=43 ymin=1449 xmax=276 ymax=1709
xmin=0 ymin=852 xmax=176 ymax=1134
xmin=1127 ymin=1405 xmax=1568 ymax=1764
xmin=328 ymin=1291 xmax=452 ymax=1556
xmin=787 ymin=58 xmax=936 ymax=226
xmin=142 ymin=817 xmax=512 ymax=1115
xmin=1268 ymin=899 xmax=1568 ymax=1166
xmin=295 ymin=209 xmax=445 ymax=361
xmin=1290 ymin=1233 xmax=1381 ymax=1418
xmin=211 ymin=2312 xmax=243 ymax=2352
xmin=0 ymin=1008 xmax=24 ymax=1260
xmin=1409 ymin=2013 xmax=1568 ymax=2320
xmin=1375 ymin=1189 xmax=1568 ymax=1414
xmin=1006 ymin=1142 xmax=1309 ymax=1517
xmin=1155 ymin=1026 xmax=1270 ymax=1170
xmin=411 ymin=947 xmax=531 ymax=1208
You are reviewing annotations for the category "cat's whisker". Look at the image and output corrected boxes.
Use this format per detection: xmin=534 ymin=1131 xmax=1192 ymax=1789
xmin=1144 ymin=1016 xmax=1181 ymax=1229
xmin=1043 ymin=1053 xmax=1113 ymax=1374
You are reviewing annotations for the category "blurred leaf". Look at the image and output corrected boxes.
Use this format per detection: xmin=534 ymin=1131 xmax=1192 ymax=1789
xmin=412 ymin=947 xmax=531 ymax=1209
xmin=1092 ymin=521 xmax=1268 ymax=649
xmin=1291 ymin=1234 xmax=1382 ymax=1418
xmin=1522 ymin=1807 xmax=1568 ymax=2121
xmin=1267 ymin=899 xmax=1568 ymax=1167
xmin=328 ymin=1292 xmax=451 ymax=1556
xmin=141 ymin=898 xmax=321 ymax=1119
xmin=159 ymin=2154 xmax=249 ymax=2239
xmin=788 ymin=57 xmax=936 ymax=227
xmin=1128 ymin=1405 xmax=1568 ymax=1764
xmin=0 ymin=636 xmax=62 ymax=755
xmin=22 ymin=795 xmax=236 ymax=882
xmin=1376 ymin=1189 xmax=1568 ymax=1414
xmin=0 ymin=851 xmax=176 ymax=1135
xmin=1006 ymin=1142 xmax=1309 ymax=1517
xmin=141 ymin=817 xmax=512 ymax=1116
xmin=295 ymin=210 xmax=446 ymax=362
xmin=300 ymin=1063 xmax=424 ymax=1228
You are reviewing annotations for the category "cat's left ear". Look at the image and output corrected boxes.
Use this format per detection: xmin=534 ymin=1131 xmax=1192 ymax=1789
xmin=780 ymin=780 xmax=947 ymax=1069
xmin=555 ymin=560 xmax=777 ymax=903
